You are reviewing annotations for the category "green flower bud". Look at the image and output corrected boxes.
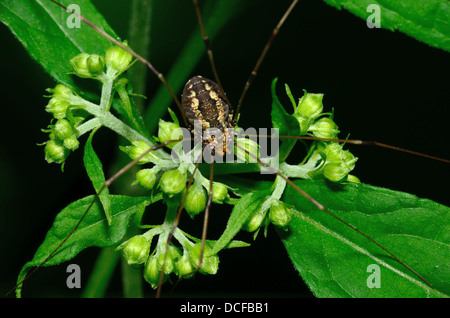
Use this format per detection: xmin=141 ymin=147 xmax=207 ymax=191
xmin=188 ymin=243 xmax=219 ymax=275
xmin=242 ymin=208 xmax=266 ymax=232
xmin=157 ymin=245 xmax=181 ymax=275
xmin=117 ymin=235 xmax=151 ymax=266
xmin=134 ymin=168 xmax=158 ymax=190
xmin=211 ymin=182 xmax=228 ymax=204
xmin=144 ymin=256 xmax=166 ymax=289
xmin=235 ymin=137 xmax=260 ymax=163
xmin=319 ymin=143 xmax=358 ymax=182
xmin=63 ymin=135 xmax=79 ymax=151
xmin=47 ymin=84 xmax=73 ymax=99
xmin=70 ymin=53 xmax=93 ymax=78
xmin=160 ymin=169 xmax=186 ymax=196
xmin=105 ymin=42 xmax=133 ymax=75
xmin=296 ymin=91 xmax=324 ymax=120
xmin=87 ymin=54 xmax=105 ymax=75
xmin=322 ymin=162 xmax=349 ymax=182
xmin=175 ymin=253 xmax=196 ymax=278
xmin=185 ymin=182 xmax=207 ymax=218
xmin=308 ymin=117 xmax=340 ymax=139
xmin=54 ymin=119 xmax=75 ymax=140
xmin=269 ymin=201 xmax=291 ymax=227
xmin=120 ymin=140 xmax=159 ymax=164
xmin=322 ymin=142 xmax=344 ymax=163
xmin=44 ymin=139 xmax=69 ymax=164
xmin=157 ymin=119 xmax=183 ymax=149
xmin=45 ymin=96 xmax=70 ymax=119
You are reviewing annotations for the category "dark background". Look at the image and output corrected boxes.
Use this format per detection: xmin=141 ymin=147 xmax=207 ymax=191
xmin=0 ymin=0 xmax=448 ymax=297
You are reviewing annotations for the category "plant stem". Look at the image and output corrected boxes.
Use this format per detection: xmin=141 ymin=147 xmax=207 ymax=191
xmin=82 ymin=246 xmax=120 ymax=298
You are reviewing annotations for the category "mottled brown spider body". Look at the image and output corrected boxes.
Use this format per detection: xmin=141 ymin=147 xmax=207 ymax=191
xmin=182 ymin=75 xmax=235 ymax=155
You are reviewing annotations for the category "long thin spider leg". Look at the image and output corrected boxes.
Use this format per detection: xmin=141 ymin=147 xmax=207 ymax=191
xmin=234 ymin=0 xmax=299 ymax=121
xmin=234 ymin=143 xmax=433 ymax=287
xmin=156 ymin=158 xmax=202 ymax=298
xmin=242 ymin=133 xmax=450 ymax=164
xmin=49 ymin=0 xmax=188 ymax=127
xmin=191 ymin=0 xmax=231 ymax=108
xmin=285 ymin=135 xmax=450 ymax=164
xmin=6 ymin=138 xmax=182 ymax=297
xmin=198 ymin=161 xmax=215 ymax=270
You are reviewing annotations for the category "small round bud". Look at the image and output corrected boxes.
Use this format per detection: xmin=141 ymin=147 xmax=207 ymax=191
xmin=242 ymin=209 xmax=266 ymax=232
xmin=235 ymin=137 xmax=260 ymax=163
xmin=188 ymin=243 xmax=219 ymax=275
xmin=322 ymin=142 xmax=344 ymax=163
xmin=159 ymin=169 xmax=186 ymax=196
xmin=120 ymin=140 xmax=158 ymax=164
xmin=54 ymin=119 xmax=75 ymax=140
xmin=296 ymin=91 xmax=324 ymax=120
xmin=157 ymin=245 xmax=181 ymax=275
xmin=144 ymin=256 xmax=166 ymax=289
xmin=157 ymin=119 xmax=183 ymax=149
xmin=211 ymin=182 xmax=228 ymax=204
xmin=308 ymin=117 xmax=340 ymax=139
xmin=323 ymin=162 xmax=349 ymax=182
xmin=63 ymin=135 xmax=80 ymax=151
xmin=269 ymin=201 xmax=291 ymax=227
xmin=46 ymin=96 xmax=70 ymax=119
xmin=47 ymin=84 xmax=73 ymax=99
xmin=87 ymin=54 xmax=105 ymax=75
xmin=105 ymin=42 xmax=133 ymax=75
xmin=44 ymin=139 xmax=69 ymax=164
xmin=184 ymin=182 xmax=207 ymax=218
xmin=118 ymin=235 xmax=150 ymax=266
xmin=175 ymin=253 xmax=195 ymax=279
xmin=70 ymin=53 xmax=93 ymax=78
xmin=135 ymin=168 xmax=158 ymax=190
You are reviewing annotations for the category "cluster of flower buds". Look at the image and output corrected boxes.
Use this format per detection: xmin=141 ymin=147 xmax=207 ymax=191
xmin=289 ymin=87 xmax=358 ymax=182
xmin=244 ymin=199 xmax=292 ymax=233
xmin=43 ymin=84 xmax=82 ymax=164
xmin=122 ymin=116 xmax=230 ymax=213
xmin=69 ymin=42 xmax=132 ymax=80
xmin=292 ymin=89 xmax=339 ymax=139
xmin=143 ymin=242 xmax=219 ymax=288
xmin=314 ymin=142 xmax=358 ymax=182
xmin=42 ymin=43 xmax=134 ymax=166
xmin=117 ymin=233 xmax=219 ymax=289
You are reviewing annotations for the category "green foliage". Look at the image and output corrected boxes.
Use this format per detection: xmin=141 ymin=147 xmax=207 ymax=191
xmin=323 ymin=0 xmax=450 ymax=52
xmin=0 ymin=0 xmax=116 ymax=93
xmin=16 ymin=195 xmax=153 ymax=297
xmin=1 ymin=0 xmax=448 ymax=298
xmin=280 ymin=179 xmax=449 ymax=297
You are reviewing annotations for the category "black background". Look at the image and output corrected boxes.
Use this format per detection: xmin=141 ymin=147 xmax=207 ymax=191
xmin=0 ymin=0 xmax=448 ymax=298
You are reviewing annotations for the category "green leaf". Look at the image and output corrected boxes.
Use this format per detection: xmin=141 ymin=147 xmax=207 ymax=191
xmin=0 ymin=0 xmax=116 ymax=91
xmin=211 ymin=190 xmax=270 ymax=255
xmin=279 ymin=179 xmax=449 ymax=297
xmin=215 ymin=175 xmax=273 ymax=197
xmin=113 ymin=81 xmax=152 ymax=141
xmin=83 ymin=129 xmax=112 ymax=225
xmin=16 ymin=195 xmax=152 ymax=297
xmin=271 ymin=78 xmax=301 ymax=163
xmin=322 ymin=0 xmax=450 ymax=52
